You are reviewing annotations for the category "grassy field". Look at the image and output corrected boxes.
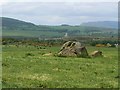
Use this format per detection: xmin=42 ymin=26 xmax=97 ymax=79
xmin=2 ymin=45 xmax=118 ymax=88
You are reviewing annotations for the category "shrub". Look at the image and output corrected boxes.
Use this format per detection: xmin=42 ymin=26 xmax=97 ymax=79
xmin=25 ymin=52 xmax=34 ymax=56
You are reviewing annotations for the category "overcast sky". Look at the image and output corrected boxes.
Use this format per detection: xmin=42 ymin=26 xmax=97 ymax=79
xmin=1 ymin=0 xmax=118 ymax=25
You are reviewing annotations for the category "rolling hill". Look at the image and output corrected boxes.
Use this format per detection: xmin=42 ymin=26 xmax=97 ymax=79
xmin=81 ymin=21 xmax=118 ymax=29
xmin=1 ymin=17 xmax=118 ymax=38
xmin=1 ymin=17 xmax=36 ymax=29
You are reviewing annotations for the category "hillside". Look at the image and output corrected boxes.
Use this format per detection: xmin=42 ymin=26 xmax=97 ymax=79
xmin=1 ymin=17 xmax=118 ymax=38
xmin=81 ymin=21 xmax=118 ymax=29
xmin=1 ymin=17 xmax=36 ymax=28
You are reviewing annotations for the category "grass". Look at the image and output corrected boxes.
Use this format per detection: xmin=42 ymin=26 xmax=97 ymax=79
xmin=2 ymin=45 xmax=118 ymax=88
xmin=3 ymin=30 xmax=65 ymax=38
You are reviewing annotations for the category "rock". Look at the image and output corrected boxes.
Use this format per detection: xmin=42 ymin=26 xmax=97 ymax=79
xmin=90 ymin=51 xmax=103 ymax=57
xmin=58 ymin=41 xmax=89 ymax=57
xmin=43 ymin=52 xmax=53 ymax=56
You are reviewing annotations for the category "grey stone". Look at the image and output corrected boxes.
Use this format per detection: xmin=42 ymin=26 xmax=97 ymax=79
xmin=58 ymin=41 xmax=89 ymax=57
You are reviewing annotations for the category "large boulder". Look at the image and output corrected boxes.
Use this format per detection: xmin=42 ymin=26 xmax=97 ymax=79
xmin=58 ymin=41 xmax=89 ymax=57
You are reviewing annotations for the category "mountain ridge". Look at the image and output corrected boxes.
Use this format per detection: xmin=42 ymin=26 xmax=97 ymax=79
xmin=1 ymin=17 xmax=118 ymax=29
xmin=1 ymin=17 xmax=36 ymax=28
xmin=1 ymin=17 xmax=118 ymax=38
xmin=81 ymin=21 xmax=118 ymax=29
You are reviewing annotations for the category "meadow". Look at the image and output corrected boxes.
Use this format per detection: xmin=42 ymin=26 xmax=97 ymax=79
xmin=2 ymin=45 xmax=118 ymax=88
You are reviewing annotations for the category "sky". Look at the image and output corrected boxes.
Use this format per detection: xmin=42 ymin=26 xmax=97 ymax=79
xmin=0 ymin=0 xmax=119 ymax=25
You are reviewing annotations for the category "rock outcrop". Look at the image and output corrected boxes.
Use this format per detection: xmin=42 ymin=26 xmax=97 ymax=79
xmin=58 ymin=41 xmax=89 ymax=57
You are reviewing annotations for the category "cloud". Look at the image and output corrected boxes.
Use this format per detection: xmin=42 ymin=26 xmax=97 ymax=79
xmin=2 ymin=2 xmax=118 ymax=25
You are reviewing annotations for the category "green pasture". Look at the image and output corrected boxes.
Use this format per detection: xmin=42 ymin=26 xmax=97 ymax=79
xmin=3 ymin=30 xmax=65 ymax=38
xmin=2 ymin=45 xmax=118 ymax=88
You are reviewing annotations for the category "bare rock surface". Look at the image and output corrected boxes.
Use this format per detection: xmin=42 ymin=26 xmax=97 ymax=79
xmin=58 ymin=41 xmax=89 ymax=57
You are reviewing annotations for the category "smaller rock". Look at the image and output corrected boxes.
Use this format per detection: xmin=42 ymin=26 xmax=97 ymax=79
xmin=43 ymin=52 xmax=53 ymax=56
xmin=90 ymin=51 xmax=103 ymax=57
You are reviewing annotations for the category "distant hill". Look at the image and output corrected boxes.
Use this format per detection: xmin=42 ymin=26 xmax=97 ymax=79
xmin=1 ymin=17 xmax=36 ymax=28
xmin=1 ymin=17 xmax=118 ymax=38
xmin=81 ymin=21 xmax=118 ymax=29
